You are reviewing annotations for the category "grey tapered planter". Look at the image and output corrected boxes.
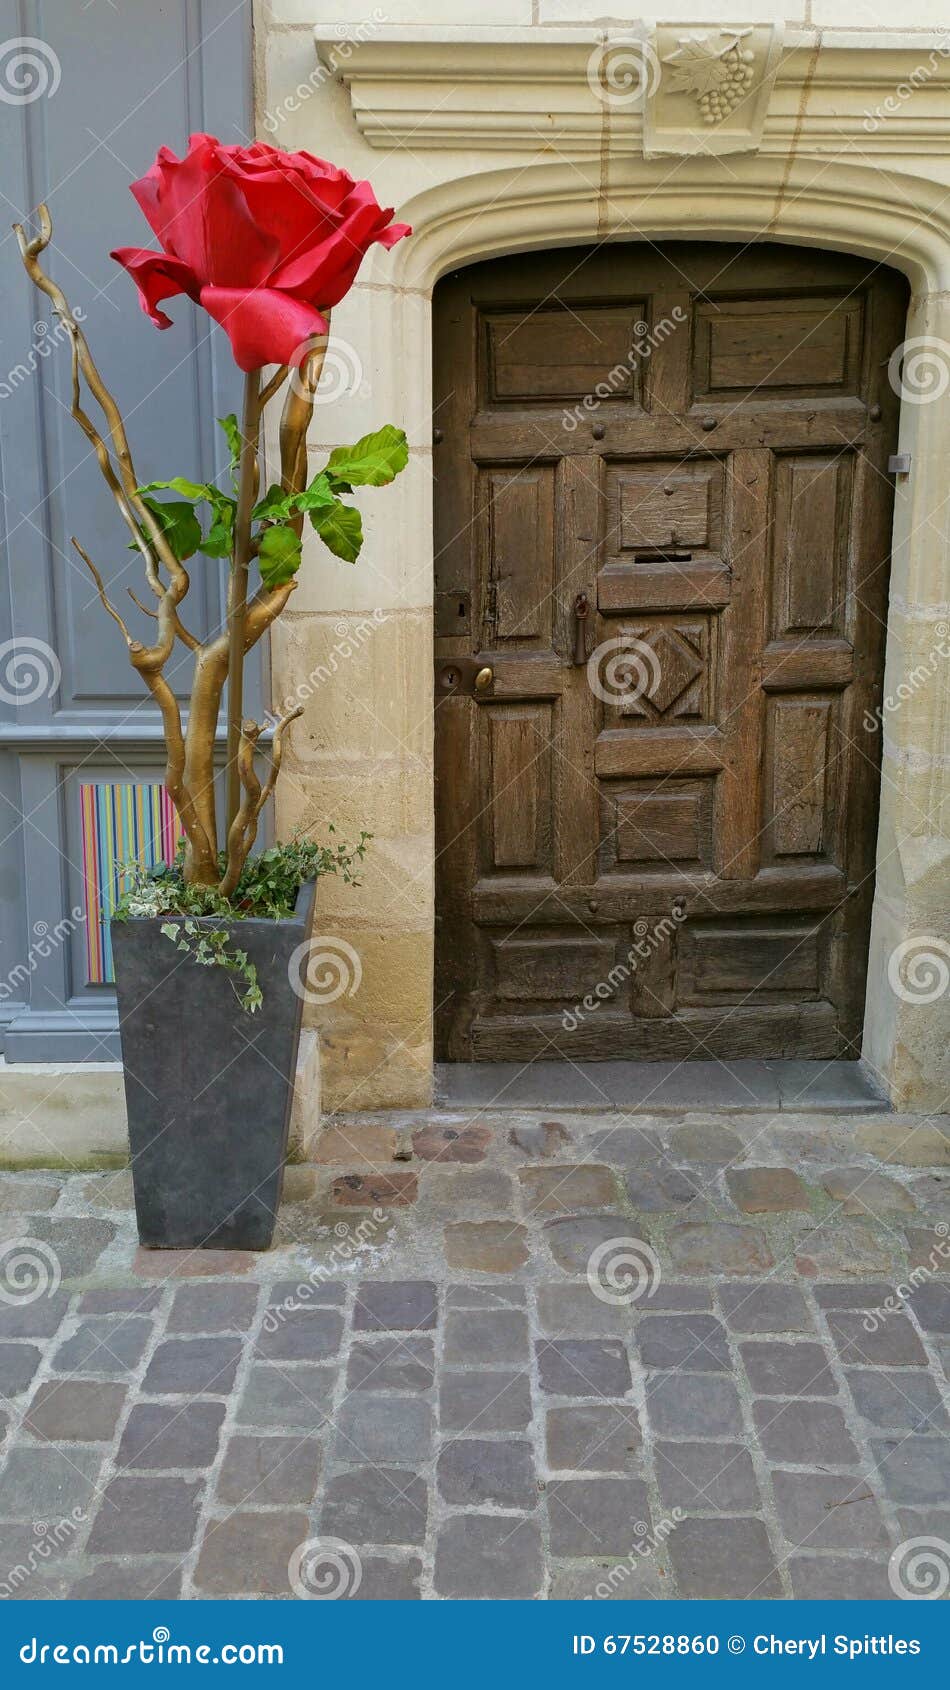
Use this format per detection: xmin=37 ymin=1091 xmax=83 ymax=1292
xmin=111 ymin=878 xmax=315 ymax=1251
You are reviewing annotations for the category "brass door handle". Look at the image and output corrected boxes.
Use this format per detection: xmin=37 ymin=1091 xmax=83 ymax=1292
xmin=474 ymin=666 xmax=494 ymax=692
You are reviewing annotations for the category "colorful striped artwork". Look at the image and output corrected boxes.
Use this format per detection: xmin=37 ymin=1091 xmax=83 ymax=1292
xmin=80 ymin=783 xmax=182 ymax=985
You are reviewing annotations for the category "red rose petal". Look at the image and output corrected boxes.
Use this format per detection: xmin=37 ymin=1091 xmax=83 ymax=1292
xmin=199 ymin=285 xmax=328 ymax=372
xmin=109 ymin=247 xmax=200 ymax=329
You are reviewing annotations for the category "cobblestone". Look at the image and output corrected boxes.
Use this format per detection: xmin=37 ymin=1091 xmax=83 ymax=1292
xmin=433 ymin=1514 xmax=542 ymax=1598
xmin=0 ymin=1102 xmax=947 ymax=1599
xmin=669 ymin=1517 xmax=782 ymax=1599
xmin=726 ymin=1167 xmax=810 ymax=1212
xmin=436 ymin=1438 xmax=536 ymax=1508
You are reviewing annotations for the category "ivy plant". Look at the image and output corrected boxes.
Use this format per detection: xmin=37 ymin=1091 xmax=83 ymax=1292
xmin=114 ymin=831 xmax=369 ymax=1012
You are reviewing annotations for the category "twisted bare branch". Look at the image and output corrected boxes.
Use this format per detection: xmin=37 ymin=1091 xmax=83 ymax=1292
xmin=259 ymin=364 xmax=289 ymax=409
xmin=17 ymin=206 xmax=311 ymax=894
xmin=72 ymin=538 xmax=135 ymax=646
xmin=279 ymin=324 xmax=330 ymax=537
xmin=218 ymin=705 xmax=303 ymax=898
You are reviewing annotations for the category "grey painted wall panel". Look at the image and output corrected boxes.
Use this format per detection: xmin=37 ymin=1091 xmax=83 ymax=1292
xmin=0 ymin=0 xmax=255 ymax=1058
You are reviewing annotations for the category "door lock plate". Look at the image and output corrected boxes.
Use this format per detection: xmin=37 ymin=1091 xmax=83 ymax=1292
xmin=434 ymin=657 xmax=494 ymax=697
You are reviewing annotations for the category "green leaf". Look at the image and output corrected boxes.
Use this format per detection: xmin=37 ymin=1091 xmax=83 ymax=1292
xmin=139 ymin=496 xmax=202 ymax=561
xmin=252 ymin=484 xmax=294 ymax=523
xmin=218 ymin=413 xmax=242 ymax=472
xmin=294 ymin=472 xmax=336 ymax=513
xmin=199 ymin=490 xmax=236 ymax=559
xmin=311 ymin=498 xmax=363 ymax=563
xmin=199 ymin=513 xmax=234 ymax=558
xmin=139 ymin=476 xmax=210 ymax=502
xmin=325 ymin=425 xmax=409 ymax=489
xmin=253 ymin=474 xmax=337 ymax=527
xmin=258 ymin=525 xmax=303 ymax=588
xmin=160 ymin=922 xmax=179 ymax=942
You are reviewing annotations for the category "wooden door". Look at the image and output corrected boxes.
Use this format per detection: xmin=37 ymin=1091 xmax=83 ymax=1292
xmin=433 ymin=243 xmax=906 ymax=1063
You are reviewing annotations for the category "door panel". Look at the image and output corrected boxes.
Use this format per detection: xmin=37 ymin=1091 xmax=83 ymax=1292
xmin=434 ymin=243 xmax=907 ymax=1063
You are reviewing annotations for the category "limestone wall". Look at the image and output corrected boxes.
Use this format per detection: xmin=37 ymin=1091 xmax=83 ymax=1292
xmin=256 ymin=3 xmax=950 ymax=1111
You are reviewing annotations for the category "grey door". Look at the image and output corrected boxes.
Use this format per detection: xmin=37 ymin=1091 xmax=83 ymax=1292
xmin=0 ymin=0 xmax=255 ymax=1058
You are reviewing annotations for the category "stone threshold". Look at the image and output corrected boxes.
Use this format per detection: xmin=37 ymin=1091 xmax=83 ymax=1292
xmin=434 ymin=1060 xmax=890 ymax=1114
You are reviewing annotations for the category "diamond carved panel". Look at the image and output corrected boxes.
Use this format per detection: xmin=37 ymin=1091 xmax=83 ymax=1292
xmin=608 ymin=620 xmax=710 ymax=723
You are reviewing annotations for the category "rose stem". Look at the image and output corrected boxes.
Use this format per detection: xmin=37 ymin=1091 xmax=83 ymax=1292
xmin=225 ymin=367 xmax=262 ymax=842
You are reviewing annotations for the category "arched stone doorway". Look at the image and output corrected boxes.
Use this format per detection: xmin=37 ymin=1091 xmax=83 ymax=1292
xmin=431 ymin=239 xmax=907 ymax=1069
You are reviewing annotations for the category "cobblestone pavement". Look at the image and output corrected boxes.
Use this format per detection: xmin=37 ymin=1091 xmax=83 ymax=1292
xmin=0 ymin=1108 xmax=948 ymax=1601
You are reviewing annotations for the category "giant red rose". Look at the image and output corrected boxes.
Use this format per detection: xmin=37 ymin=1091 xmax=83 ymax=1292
xmin=111 ymin=134 xmax=410 ymax=371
